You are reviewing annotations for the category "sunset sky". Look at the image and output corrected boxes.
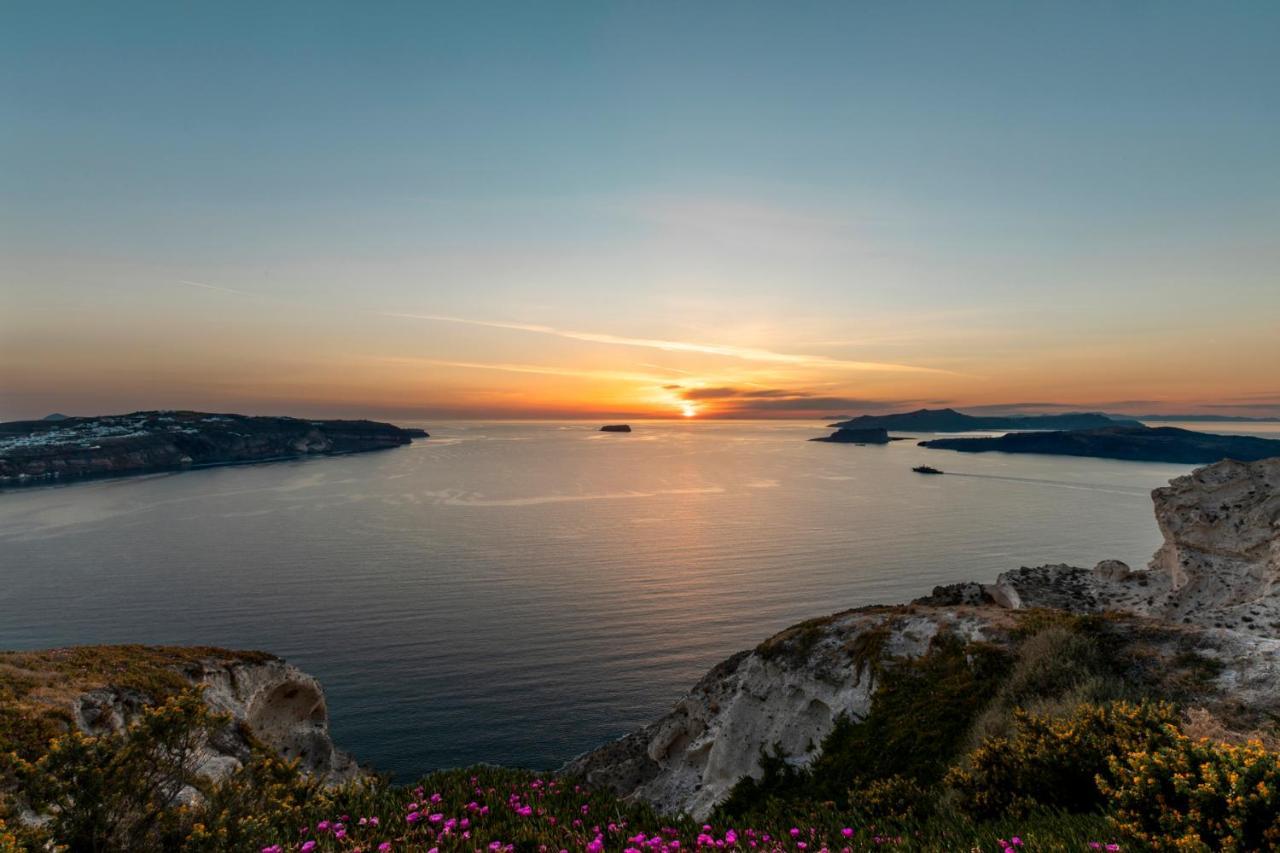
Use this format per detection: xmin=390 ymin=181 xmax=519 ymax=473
xmin=3 ymin=2 xmax=1278 ymax=421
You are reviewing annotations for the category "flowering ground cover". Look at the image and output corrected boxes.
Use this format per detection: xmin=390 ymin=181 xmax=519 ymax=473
xmin=241 ymin=767 xmax=1123 ymax=853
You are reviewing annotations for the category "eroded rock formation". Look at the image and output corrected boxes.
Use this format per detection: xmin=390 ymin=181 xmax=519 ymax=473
xmin=15 ymin=648 xmax=360 ymax=786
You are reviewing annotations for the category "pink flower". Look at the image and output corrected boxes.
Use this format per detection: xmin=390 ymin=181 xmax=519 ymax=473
xmin=378 ymin=845 xmax=392 ymax=853
xmin=406 ymin=811 xmax=421 ymax=824
xmin=841 ymin=828 xmax=853 ymax=838
xmin=300 ymin=844 xmax=317 ymax=853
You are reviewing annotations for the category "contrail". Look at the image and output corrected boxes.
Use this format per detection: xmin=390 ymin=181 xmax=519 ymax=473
xmin=380 ymin=311 xmax=952 ymax=375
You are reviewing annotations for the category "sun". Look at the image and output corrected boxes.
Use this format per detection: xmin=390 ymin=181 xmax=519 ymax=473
xmin=680 ymin=402 xmax=698 ymax=418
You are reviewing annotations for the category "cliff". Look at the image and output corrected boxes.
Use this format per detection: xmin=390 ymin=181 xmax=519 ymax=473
xmin=0 ymin=645 xmax=359 ymax=785
xmin=830 ymin=408 xmax=1135 ymax=432
xmin=0 ymin=410 xmax=423 ymax=486
xmin=566 ymin=456 xmax=1280 ymax=818
xmin=919 ymin=424 xmax=1280 ymax=464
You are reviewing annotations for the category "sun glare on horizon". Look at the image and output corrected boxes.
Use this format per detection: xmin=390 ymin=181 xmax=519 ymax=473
xmin=681 ymin=402 xmax=698 ymax=418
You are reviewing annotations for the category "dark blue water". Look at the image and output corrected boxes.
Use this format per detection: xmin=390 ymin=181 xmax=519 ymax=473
xmin=0 ymin=421 xmax=1210 ymax=777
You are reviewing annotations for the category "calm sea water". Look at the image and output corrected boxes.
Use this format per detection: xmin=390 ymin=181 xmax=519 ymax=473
xmin=1 ymin=419 xmax=1272 ymax=777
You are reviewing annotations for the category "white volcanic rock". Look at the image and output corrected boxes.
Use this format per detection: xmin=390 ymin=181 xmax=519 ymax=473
xmin=568 ymin=456 xmax=1280 ymax=819
xmin=995 ymin=457 xmax=1280 ymax=633
xmin=1148 ymin=457 xmax=1280 ymax=627
xmin=565 ymin=607 xmax=1009 ymax=819
xmin=73 ymin=654 xmax=360 ymax=785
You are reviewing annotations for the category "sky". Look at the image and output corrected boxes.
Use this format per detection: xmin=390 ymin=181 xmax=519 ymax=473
xmin=2 ymin=1 xmax=1278 ymax=421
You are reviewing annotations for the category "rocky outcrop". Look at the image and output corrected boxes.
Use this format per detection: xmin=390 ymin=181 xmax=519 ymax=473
xmin=568 ymin=456 xmax=1280 ymax=818
xmin=194 ymin=655 xmax=359 ymax=782
xmin=984 ymin=458 xmax=1280 ymax=633
xmin=600 ymin=424 xmax=632 ymax=433
xmin=2 ymin=646 xmax=360 ymax=786
xmin=78 ymin=653 xmax=359 ymax=785
xmin=919 ymin=425 xmax=1280 ymax=464
xmin=0 ymin=411 xmax=425 ymax=485
xmin=564 ymin=607 xmax=1003 ymax=818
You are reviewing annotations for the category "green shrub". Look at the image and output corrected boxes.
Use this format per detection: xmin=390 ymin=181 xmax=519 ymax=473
xmin=182 ymin=751 xmax=333 ymax=852
xmin=848 ymin=774 xmax=932 ymax=825
xmin=1103 ymin=730 xmax=1280 ymax=851
xmin=968 ymin=625 xmax=1125 ymax=746
xmin=948 ymin=699 xmax=1179 ymax=819
xmin=10 ymin=689 xmax=224 ymax=852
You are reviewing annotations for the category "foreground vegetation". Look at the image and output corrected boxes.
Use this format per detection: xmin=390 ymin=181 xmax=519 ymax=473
xmin=4 ymin=614 xmax=1280 ymax=850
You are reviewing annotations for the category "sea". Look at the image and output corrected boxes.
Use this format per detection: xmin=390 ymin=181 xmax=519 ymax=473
xmin=2 ymin=419 xmax=1276 ymax=777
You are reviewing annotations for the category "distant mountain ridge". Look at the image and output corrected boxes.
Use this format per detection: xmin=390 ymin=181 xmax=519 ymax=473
xmin=830 ymin=407 xmax=1137 ymax=432
xmin=1126 ymin=414 xmax=1280 ymax=423
xmin=920 ymin=424 xmax=1280 ymax=464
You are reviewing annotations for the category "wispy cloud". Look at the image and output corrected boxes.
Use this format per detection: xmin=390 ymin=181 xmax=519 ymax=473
xmin=708 ymin=396 xmax=912 ymax=416
xmin=175 ymin=279 xmax=255 ymax=296
xmin=678 ymin=386 xmax=809 ymax=400
xmin=376 ymin=356 xmax=669 ymax=384
xmin=381 ymin=312 xmax=951 ymax=374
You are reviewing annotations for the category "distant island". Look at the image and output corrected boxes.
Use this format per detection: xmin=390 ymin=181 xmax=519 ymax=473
xmin=809 ymin=427 xmax=894 ymax=444
xmin=599 ymin=424 xmax=632 ymax=432
xmin=1127 ymin=413 xmax=1280 ymax=423
xmin=830 ymin=407 xmax=1138 ymax=432
xmin=0 ymin=411 xmax=426 ymax=486
xmin=920 ymin=424 xmax=1280 ymax=464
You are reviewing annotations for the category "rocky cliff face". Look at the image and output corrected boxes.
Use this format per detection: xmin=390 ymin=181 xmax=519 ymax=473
xmin=567 ymin=456 xmax=1280 ymax=819
xmin=2 ymin=646 xmax=359 ymax=786
xmin=991 ymin=457 xmax=1280 ymax=633
xmin=0 ymin=411 xmax=421 ymax=485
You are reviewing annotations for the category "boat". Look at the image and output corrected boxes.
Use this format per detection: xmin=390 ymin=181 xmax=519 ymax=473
xmin=912 ymin=465 xmax=944 ymax=475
